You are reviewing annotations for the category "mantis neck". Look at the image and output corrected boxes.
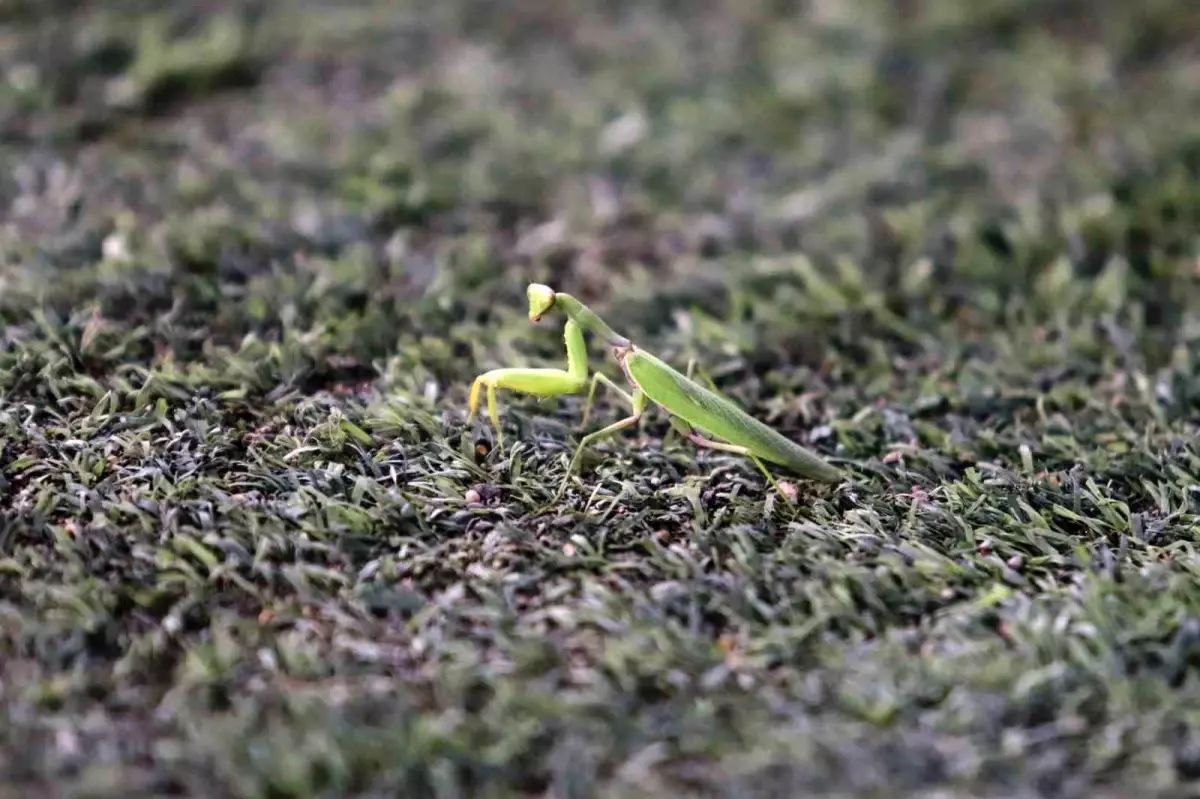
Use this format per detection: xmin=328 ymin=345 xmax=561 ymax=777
xmin=554 ymin=293 xmax=631 ymax=348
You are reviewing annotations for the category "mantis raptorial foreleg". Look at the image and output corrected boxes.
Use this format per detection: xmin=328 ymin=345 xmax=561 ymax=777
xmin=466 ymin=319 xmax=591 ymax=448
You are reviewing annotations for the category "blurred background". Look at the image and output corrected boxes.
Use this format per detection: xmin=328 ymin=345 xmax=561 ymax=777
xmin=4 ymin=0 xmax=1196 ymax=380
xmin=2 ymin=1 xmax=1200 ymax=797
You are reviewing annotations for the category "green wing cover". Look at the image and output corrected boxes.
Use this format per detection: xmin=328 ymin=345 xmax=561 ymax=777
xmin=626 ymin=349 xmax=841 ymax=482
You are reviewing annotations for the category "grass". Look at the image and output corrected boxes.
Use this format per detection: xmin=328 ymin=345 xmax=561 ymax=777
xmin=2 ymin=0 xmax=1200 ymax=796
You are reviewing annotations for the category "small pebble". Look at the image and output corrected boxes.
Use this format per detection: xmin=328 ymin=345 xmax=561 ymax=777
xmin=1006 ymin=554 xmax=1025 ymax=571
xmin=464 ymin=489 xmax=481 ymax=504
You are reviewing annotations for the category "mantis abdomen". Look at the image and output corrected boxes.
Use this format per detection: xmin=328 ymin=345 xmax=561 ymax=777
xmin=625 ymin=349 xmax=842 ymax=483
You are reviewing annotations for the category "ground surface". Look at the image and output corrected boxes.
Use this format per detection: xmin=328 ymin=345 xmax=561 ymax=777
xmin=2 ymin=1 xmax=1200 ymax=797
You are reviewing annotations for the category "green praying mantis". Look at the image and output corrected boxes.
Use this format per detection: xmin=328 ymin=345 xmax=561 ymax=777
xmin=464 ymin=283 xmax=843 ymax=500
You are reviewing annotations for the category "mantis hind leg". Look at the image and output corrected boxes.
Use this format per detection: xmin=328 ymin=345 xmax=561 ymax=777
xmin=670 ymin=419 xmax=787 ymax=498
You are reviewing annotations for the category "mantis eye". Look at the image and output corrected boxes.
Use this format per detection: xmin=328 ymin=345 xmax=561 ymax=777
xmin=527 ymin=283 xmax=556 ymax=321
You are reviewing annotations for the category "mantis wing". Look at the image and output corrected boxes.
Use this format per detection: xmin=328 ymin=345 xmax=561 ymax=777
xmin=625 ymin=349 xmax=842 ymax=483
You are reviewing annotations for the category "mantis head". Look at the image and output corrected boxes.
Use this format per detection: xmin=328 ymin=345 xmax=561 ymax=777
xmin=527 ymin=283 xmax=556 ymax=322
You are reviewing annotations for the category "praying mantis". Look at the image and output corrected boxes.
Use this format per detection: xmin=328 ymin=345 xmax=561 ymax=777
xmin=465 ymin=283 xmax=843 ymax=500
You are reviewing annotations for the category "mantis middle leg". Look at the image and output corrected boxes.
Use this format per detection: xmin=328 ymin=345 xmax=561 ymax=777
xmin=556 ymin=388 xmax=649 ymax=500
xmin=579 ymin=372 xmax=635 ymax=431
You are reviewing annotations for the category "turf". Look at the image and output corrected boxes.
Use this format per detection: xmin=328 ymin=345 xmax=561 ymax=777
xmin=2 ymin=1 xmax=1200 ymax=797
